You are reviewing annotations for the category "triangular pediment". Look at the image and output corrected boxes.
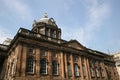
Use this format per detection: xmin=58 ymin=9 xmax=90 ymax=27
xmin=63 ymin=40 xmax=86 ymax=50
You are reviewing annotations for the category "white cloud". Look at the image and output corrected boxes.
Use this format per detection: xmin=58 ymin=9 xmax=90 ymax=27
xmin=77 ymin=0 xmax=110 ymax=45
xmin=3 ymin=0 xmax=32 ymax=20
xmin=62 ymin=0 xmax=110 ymax=47
xmin=0 ymin=0 xmax=32 ymax=43
xmin=0 ymin=25 xmax=13 ymax=44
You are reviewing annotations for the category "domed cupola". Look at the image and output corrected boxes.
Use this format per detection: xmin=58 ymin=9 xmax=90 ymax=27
xmin=32 ymin=14 xmax=61 ymax=39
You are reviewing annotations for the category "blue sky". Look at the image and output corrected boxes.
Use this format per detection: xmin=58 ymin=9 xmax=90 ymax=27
xmin=0 ymin=0 xmax=120 ymax=54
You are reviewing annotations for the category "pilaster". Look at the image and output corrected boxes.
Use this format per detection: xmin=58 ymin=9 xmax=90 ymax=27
xmin=71 ymin=54 xmax=74 ymax=79
xmin=16 ymin=44 xmax=22 ymax=77
xmin=79 ymin=56 xmax=83 ymax=79
xmin=64 ymin=53 xmax=68 ymax=78
xmin=48 ymin=50 xmax=52 ymax=78
xmin=86 ymin=58 xmax=91 ymax=80
xmin=36 ymin=48 xmax=40 ymax=77
xmin=60 ymin=52 xmax=64 ymax=79
xmin=21 ymin=45 xmax=27 ymax=76
xmin=84 ymin=57 xmax=88 ymax=80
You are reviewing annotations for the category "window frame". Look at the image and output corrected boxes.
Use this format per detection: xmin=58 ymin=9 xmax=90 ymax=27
xmin=40 ymin=59 xmax=48 ymax=75
xmin=90 ymin=67 xmax=95 ymax=77
xmin=52 ymin=61 xmax=59 ymax=75
xmin=82 ymin=65 xmax=86 ymax=77
xmin=68 ymin=63 xmax=72 ymax=76
xmin=96 ymin=68 xmax=100 ymax=77
xmin=26 ymin=57 xmax=35 ymax=74
xmin=74 ymin=64 xmax=80 ymax=77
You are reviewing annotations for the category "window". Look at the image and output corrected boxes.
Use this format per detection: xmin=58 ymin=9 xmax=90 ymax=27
xmin=50 ymin=29 xmax=54 ymax=38
xmin=90 ymin=67 xmax=94 ymax=77
xmin=74 ymin=56 xmax=78 ymax=62
xmin=52 ymin=61 xmax=58 ymax=75
xmin=41 ymin=50 xmax=47 ymax=58
xmin=26 ymin=57 xmax=34 ymax=73
xmin=96 ymin=68 xmax=100 ymax=77
xmin=100 ymin=67 xmax=104 ymax=77
xmin=74 ymin=64 xmax=80 ymax=77
xmin=82 ymin=65 xmax=86 ymax=77
xmin=45 ymin=28 xmax=49 ymax=36
xmin=27 ymin=47 xmax=34 ymax=54
xmin=40 ymin=59 xmax=47 ymax=74
xmin=68 ymin=64 xmax=72 ymax=76
xmin=58 ymin=31 xmax=61 ymax=39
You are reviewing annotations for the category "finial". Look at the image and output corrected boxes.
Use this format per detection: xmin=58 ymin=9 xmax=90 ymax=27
xmin=44 ymin=13 xmax=48 ymax=18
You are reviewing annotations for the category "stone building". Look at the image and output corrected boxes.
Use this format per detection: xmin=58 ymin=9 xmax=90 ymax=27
xmin=0 ymin=15 xmax=119 ymax=80
xmin=113 ymin=52 xmax=120 ymax=79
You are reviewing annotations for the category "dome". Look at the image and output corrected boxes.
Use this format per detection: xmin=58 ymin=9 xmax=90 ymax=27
xmin=32 ymin=13 xmax=58 ymax=28
xmin=36 ymin=13 xmax=50 ymax=24
xmin=38 ymin=17 xmax=49 ymax=24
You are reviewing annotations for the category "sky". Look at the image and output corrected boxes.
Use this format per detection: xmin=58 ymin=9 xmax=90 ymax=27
xmin=0 ymin=0 xmax=120 ymax=54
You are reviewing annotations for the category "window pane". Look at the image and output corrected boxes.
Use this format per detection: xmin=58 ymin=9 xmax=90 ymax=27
xmin=90 ymin=67 xmax=94 ymax=77
xmin=26 ymin=57 xmax=34 ymax=73
xmin=96 ymin=68 xmax=99 ymax=77
xmin=41 ymin=59 xmax=47 ymax=74
xmin=68 ymin=64 xmax=72 ymax=76
xmin=52 ymin=61 xmax=58 ymax=75
xmin=82 ymin=65 xmax=86 ymax=77
xmin=45 ymin=28 xmax=49 ymax=36
xmin=74 ymin=64 xmax=79 ymax=76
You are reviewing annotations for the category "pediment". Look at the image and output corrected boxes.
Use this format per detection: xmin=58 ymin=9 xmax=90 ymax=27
xmin=63 ymin=40 xmax=86 ymax=50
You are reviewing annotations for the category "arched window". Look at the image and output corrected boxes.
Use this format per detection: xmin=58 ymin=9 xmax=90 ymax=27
xmin=40 ymin=59 xmax=47 ymax=74
xmin=52 ymin=61 xmax=58 ymax=75
xmin=74 ymin=64 xmax=79 ymax=77
xmin=26 ymin=57 xmax=34 ymax=73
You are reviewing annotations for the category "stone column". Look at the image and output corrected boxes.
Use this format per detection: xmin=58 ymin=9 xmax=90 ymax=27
xmin=60 ymin=52 xmax=64 ymax=79
xmin=77 ymin=56 xmax=81 ymax=77
xmin=86 ymin=58 xmax=91 ymax=80
xmin=48 ymin=50 xmax=52 ymax=79
xmin=64 ymin=53 xmax=68 ymax=78
xmin=16 ymin=44 xmax=22 ymax=77
xmin=84 ymin=57 xmax=88 ymax=80
xmin=71 ymin=54 xmax=74 ymax=79
xmin=79 ymin=56 xmax=83 ymax=79
xmin=21 ymin=45 xmax=27 ymax=76
xmin=102 ymin=63 xmax=108 ymax=80
xmin=36 ymin=48 xmax=40 ymax=77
